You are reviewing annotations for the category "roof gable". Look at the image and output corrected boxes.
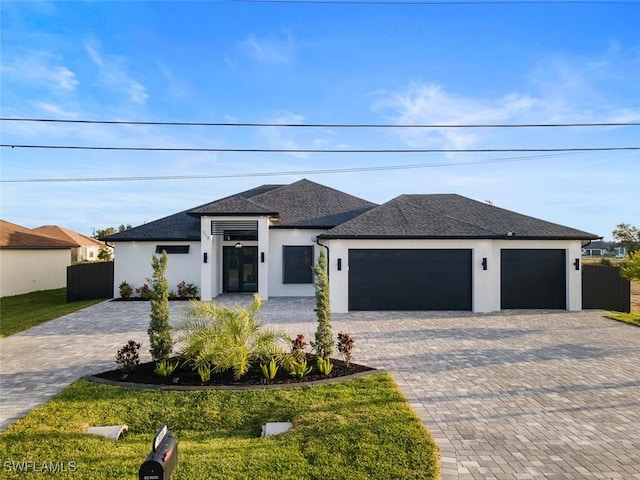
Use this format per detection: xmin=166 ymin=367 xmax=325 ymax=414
xmin=0 ymin=220 xmax=77 ymax=249
xmin=322 ymin=194 xmax=599 ymax=240
xmin=189 ymin=179 xmax=377 ymax=228
xmin=251 ymin=179 xmax=377 ymax=227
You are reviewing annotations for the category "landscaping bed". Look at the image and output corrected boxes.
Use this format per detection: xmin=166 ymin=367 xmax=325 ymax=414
xmin=91 ymin=354 xmax=376 ymax=389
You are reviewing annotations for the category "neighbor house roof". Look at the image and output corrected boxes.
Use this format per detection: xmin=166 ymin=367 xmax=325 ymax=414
xmin=0 ymin=220 xmax=78 ymax=249
xmin=32 ymin=225 xmax=102 ymax=247
xmin=319 ymin=194 xmax=599 ymax=240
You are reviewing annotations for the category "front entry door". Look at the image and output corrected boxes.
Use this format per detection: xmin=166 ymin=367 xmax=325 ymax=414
xmin=223 ymin=246 xmax=258 ymax=293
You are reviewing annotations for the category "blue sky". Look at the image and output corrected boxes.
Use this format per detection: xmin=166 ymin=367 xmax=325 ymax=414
xmin=1 ymin=0 xmax=638 ymax=240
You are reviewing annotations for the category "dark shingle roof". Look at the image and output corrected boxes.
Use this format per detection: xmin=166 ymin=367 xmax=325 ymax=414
xmin=189 ymin=179 xmax=377 ymax=228
xmin=104 ymin=180 xmax=377 ymax=241
xmin=103 ymin=210 xmax=202 ymax=241
xmin=320 ymin=194 xmax=599 ymax=240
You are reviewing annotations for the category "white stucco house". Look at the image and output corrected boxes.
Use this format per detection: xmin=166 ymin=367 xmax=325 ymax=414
xmin=0 ymin=220 xmax=76 ymax=297
xmin=105 ymin=179 xmax=599 ymax=313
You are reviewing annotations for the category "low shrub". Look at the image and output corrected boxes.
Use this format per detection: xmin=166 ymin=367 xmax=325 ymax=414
xmin=316 ymin=356 xmax=333 ymax=375
xmin=119 ymin=281 xmax=133 ymax=299
xmin=136 ymin=283 xmax=152 ymax=300
xmin=115 ymin=340 xmax=141 ymax=372
xmin=337 ymin=332 xmax=355 ymax=367
xmin=177 ymin=281 xmax=199 ymax=298
xmin=154 ymin=359 xmax=178 ymax=377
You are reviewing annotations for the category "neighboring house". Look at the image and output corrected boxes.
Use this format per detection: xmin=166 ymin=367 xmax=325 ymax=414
xmin=32 ymin=225 xmax=108 ymax=262
xmin=0 ymin=220 xmax=76 ymax=297
xmin=105 ymin=179 xmax=599 ymax=313
xmin=582 ymin=240 xmax=614 ymax=257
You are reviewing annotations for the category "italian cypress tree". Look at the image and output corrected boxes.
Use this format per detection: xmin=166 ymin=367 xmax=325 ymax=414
xmin=312 ymin=247 xmax=334 ymax=360
xmin=148 ymin=251 xmax=173 ymax=362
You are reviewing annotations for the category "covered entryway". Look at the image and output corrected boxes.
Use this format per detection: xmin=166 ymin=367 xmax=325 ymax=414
xmin=348 ymin=249 xmax=472 ymax=311
xmin=500 ymin=249 xmax=566 ymax=309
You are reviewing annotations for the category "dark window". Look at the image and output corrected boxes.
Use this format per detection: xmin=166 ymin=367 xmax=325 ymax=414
xmin=155 ymin=245 xmax=190 ymax=254
xmin=283 ymin=246 xmax=314 ymax=284
xmin=223 ymin=230 xmax=258 ymax=241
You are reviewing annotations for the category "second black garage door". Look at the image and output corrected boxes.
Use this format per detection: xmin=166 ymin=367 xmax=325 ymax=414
xmin=501 ymin=249 xmax=566 ymax=309
xmin=348 ymin=249 xmax=472 ymax=311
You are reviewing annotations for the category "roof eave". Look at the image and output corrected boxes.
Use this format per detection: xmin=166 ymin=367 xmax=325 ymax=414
xmin=318 ymin=234 xmax=600 ymax=241
xmin=0 ymin=245 xmax=75 ymax=250
xmin=270 ymin=225 xmax=334 ymax=230
xmin=188 ymin=211 xmax=279 ymax=218
xmin=107 ymin=236 xmax=201 ymax=242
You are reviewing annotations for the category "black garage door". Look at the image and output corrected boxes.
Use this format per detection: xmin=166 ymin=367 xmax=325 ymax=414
xmin=348 ymin=249 xmax=472 ymax=311
xmin=501 ymin=249 xmax=566 ymax=309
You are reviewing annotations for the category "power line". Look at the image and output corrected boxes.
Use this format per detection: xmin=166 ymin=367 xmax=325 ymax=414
xmin=2 ymin=144 xmax=638 ymax=153
xmin=221 ymin=0 xmax=638 ymax=4
xmin=0 ymin=153 xmax=577 ymax=183
xmin=2 ymin=117 xmax=639 ymax=128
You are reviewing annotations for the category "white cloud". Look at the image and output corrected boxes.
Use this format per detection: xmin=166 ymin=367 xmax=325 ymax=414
xmin=374 ymin=82 xmax=538 ymax=149
xmin=85 ymin=42 xmax=149 ymax=105
xmin=240 ymin=30 xmax=295 ymax=64
xmin=374 ymin=45 xmax=640 ymax=151
xmin=1 ymin=51 xmax=78 ymax=91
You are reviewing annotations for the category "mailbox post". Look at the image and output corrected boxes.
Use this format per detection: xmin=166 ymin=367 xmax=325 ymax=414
xmin=139 ymin=424 xmax=178 ymax=480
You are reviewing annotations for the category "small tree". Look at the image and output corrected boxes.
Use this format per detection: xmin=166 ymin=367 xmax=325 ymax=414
xmin=311 ymin=247 xmax=334 ymax=360
xmin=620 ymin=250 xmax=640 ymax=283
xmin=612 ymin=223 xmax=640 ymax=254
xmin=98 ymin=244 xmax=112 ymax=261
xmin=148 ymin=251 xmax=173 ymax=362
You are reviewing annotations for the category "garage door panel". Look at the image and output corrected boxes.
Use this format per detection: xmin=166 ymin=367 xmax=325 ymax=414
xmin=349 ymin=249 xmax=472 ymax=311
xmin=501 ymin=249 xmax=566 ymax=309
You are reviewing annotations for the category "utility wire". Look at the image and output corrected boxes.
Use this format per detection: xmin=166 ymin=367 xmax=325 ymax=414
xmin=2 ymin=117 xmax=639 ymax=128
xmin=0 ymin=153 xmax=577 ymax=183
xmin=221 ymin=0 xmax=638 ymax=4
xmin=1 ymin=144 xmax=638 ymax=153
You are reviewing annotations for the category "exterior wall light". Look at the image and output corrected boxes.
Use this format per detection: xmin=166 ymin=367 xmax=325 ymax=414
xmin=235 ymin=242 xmax=243 ymax=249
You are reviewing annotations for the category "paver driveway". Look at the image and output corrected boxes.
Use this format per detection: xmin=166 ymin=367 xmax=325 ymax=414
xmin=1 ymin=298 xmax=639 ymax=480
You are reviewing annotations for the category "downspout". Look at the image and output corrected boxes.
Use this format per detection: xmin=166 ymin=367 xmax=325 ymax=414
xmin=315 ymin=236 xmax=329 ymax=277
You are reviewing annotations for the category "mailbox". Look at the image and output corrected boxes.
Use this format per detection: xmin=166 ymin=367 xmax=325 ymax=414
xmin=139 ymin=424 xmax=178 ymax=480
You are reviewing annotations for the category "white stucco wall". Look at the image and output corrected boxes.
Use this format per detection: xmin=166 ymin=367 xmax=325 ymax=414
xmin=268 ymin=228 xmax=325 ymax=297
xmin=325 ymin=238 xmax=584 ymax=313
xmin=0 ymin=249 xmax=71 ymax=297
xmin=112 ymin=241 xmax=201 ymax=298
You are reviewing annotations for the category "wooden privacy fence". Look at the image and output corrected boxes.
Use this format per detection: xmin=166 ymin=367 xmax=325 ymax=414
xmin=67 ymin=262 xmax=114 ymax=302
xmin=582 ymin=264 xmax=630 ymax=313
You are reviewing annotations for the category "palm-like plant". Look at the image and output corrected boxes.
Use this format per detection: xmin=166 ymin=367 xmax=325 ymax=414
xmin=177 ymin=294 xmax=290 ymax=379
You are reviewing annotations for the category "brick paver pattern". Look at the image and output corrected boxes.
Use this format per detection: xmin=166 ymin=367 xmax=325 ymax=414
xmin=1 ymin=298 xmax=639 ymax=479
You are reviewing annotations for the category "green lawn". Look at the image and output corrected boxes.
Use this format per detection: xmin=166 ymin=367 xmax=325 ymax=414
xmin=607 ymin=311 xmax=640 ymax=327
xmin=0 ymin=374 xmax=439 ymax=480
xmin=0 ymin=288 xmax=105 ymax=337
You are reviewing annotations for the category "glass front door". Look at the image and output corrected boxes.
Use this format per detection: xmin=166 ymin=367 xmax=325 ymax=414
xmin=223 ymin=246 xmax=258 ymax=293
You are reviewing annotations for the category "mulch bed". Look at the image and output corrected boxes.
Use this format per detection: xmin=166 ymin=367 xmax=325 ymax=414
xmin=91 ymin=354 xmax=375 ymax=389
